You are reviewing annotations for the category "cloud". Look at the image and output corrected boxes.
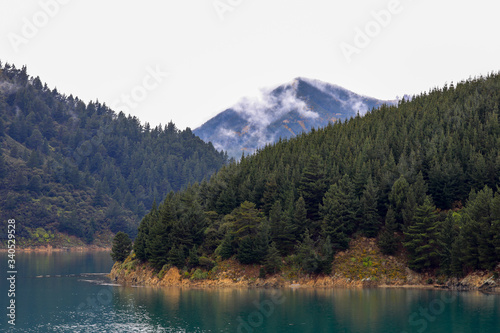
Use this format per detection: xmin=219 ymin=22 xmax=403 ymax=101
xmin=233 ymin=82 xmax=318 ymax=127
xmin=301 ymin=77 xmax=370 ymax=115
xmin=0 ymin=81 xmax=19 ymax=95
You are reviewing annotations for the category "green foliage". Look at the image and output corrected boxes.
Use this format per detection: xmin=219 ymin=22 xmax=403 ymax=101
xmin=167 ymin=245 xmax=186 ymax=268
xmin=215 ymin=234 xmax=234 ymax=260
xmin=320 ymin=175 xmax=357 ymax=250
xmin=0 ymin=63 xmax=227 ymax=243
xmin=269 ymin=200 xmax=296 ymax=255
xmin=298 ymin=154 xmax=327 ymax=225
xmin=403 ymin=197 xmax=441 ymax=272
xmin=389 ymin=175 xmax=410 ymax=228
xmin=296 ymin=230 xmax=320 ymax=274
xmin=111 ymin=231 xmax=132 ymax=262
xmin=264 ymin=242 xmax=282 ymax=275
xmin=360 ymin=176 xmax=381 ymax=238
xmin=293 ymin=196 xmax=308 ymax=239
xmin=198 ymin=256 xmax=215 ymax=270
xmin=188 ymin=245 xmax=200 ymax=268
xmin=123 ymin=72 xmax=500 ymax=276
xmin=378 ymin=208 xmax=399 ymax=255
xmin=190 ymin=268 xmax=208 ymax=280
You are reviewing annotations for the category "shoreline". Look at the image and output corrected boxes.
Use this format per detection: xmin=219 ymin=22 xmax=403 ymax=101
xmin=0 ymin=245 xmax=111 ymax=253
xmin=108 ymin=261 xmax=500 ymax=292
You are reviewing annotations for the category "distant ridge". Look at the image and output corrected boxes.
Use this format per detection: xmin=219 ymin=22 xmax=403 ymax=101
xmin=194 ymin=77 xmax=396 ymax=158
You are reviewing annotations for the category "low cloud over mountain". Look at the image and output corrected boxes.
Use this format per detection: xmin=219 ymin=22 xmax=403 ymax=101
xmin=194 ymin=78 xmax=395 ymax=158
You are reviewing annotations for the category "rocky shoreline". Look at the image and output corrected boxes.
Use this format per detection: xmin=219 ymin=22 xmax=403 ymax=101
xmin=108 ymin=260 xmax=500 ymax=292
xmin=108 ymin=238 xmax=500 ymax=292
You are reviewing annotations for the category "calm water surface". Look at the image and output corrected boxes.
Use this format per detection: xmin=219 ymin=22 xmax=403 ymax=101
xmin=0 ymin=251 xmax=499 ymax=332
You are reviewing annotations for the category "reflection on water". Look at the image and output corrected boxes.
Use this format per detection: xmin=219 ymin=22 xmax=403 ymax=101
xmin=0 ymin=252 xmax=499 ymax=332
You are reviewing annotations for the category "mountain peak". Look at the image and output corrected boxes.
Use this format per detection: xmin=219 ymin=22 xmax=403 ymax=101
xmin=194 ymin=78 xmax=394 ymax=158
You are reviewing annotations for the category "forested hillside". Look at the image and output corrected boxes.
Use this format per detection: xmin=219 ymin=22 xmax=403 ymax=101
xmin=133 ymin=72 xmax=500 ymax=277
xmin=0 ymin=62 xmax=227 ymax=244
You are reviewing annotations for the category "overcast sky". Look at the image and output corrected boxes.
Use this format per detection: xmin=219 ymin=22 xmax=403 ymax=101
xmin=1 ymin=0 xmax=499 ymax=130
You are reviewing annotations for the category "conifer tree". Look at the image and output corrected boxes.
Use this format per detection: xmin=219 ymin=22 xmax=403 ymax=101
xmin=389 ymin=175 xmax=410 ymax=228
xmin=111 ymin=231 xmax=132 ymax=262
xmin=297 ymin=230 xmax=319 ymax=274
xmin=264 ymin=242 xmax=282 ymax=275
xmin=167 ymin=244 xmax=186 ymax=268
xmin=147 ymin=199 xmax=176 ymax=270
xmin=439 ymin=212 xmax=460 ymax=275
xmin=298 ymin=154 xmax=327 ymax=223
xmin=320 ymin=174 xmax=357 ymax=248
xmin=378 ymin=208 xmax=398 ymax=255
xmin=318 ymin=236 xmax=334 ymax=274
xmin=360 ymin=177 xmax=380 ymax=238
xmin=293 ymin=196 xmax=308 ymax=239
xmin=269 ymin=200 xmax=296 ymax=255
xmin=403 ymin=197 xmax=440 ymax=272
xmin=216 ymin=233 xmax=234 ymax=260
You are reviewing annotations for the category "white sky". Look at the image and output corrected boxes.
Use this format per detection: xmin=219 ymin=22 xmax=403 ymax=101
xmin=1 ymin=0 xmax=499 ymax=130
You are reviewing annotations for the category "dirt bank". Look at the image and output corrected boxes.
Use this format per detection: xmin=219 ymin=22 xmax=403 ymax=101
xmin=109 ymin=238 xmax=500 ymax=291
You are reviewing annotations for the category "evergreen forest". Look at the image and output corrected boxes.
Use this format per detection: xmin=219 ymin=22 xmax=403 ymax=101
xmin=0 ymin=62 xmax=227 ymax=243
xmin=133 ymin=72 xmax=500 ymax=276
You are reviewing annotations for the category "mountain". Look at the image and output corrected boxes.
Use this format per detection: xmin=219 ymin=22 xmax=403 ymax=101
xmin=132 ymin=72 xmax=500 ymax=277
xmin=194 ymin=77 xmax=396 ymax=158
xmin=0 ymin=62 xmax=227 ymax=246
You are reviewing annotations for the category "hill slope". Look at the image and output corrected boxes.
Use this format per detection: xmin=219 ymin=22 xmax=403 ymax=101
xmin=0 ymin=62 xmax=227 ymax=246
xmin=194 ymin=77 xmax=395 ymax=158
xmin=132 ymin=72 xmax=500 ymax=279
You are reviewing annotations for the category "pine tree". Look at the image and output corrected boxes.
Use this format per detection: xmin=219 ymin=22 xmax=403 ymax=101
xmin=388 ymin=175 xmax=410 ymax=228
xmin=450 ymin=232 xmax=466 ymax=277
xmin=228 ymin=201 xmax=265 ymax=241
xmin=403 ymin=197 xmax=440 ymax=272
xmin=320 ymin=174 xmax=357 ymax=249
xmin=216 ymin=233 xmax=234 ymax=260
xmin=167 ymin=245 xmax=186 ymax=268
xmin=264 ymin=242 xmax=282 ymax=275
xmin=269 ymin=200 xmax=296 ymax=255
xmin=298 ymin=154 xmax=327 ymax=223
xmin=318 ymin=236 xmax=334 ymax=274
xmin=297 ymin=230 xmax=319 ymax=274
xmin=439 ymin=212 xmax=460 ymax=275
xmin=293 ymin=196 xmax=308 ymax=239
xmin=188 ymin=245 xmax=200 ymax=268
xmin=465 ymin=186 xmax=497 ymax=270
xmin=134 ymin=214 xmax=151 ymax=262
xmin=378 ymin=208 xmax=398 ymax=255
xmin=147 ymin=199 xmax=176 ymax=270
xmin=111 ymin=231 xmax=132 ymax=262
xmin=360 ymin=177 xmax=380 ymax=238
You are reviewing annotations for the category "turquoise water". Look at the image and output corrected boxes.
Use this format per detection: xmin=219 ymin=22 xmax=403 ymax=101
xmin=1 ymin=251 xmax=499 ymax=332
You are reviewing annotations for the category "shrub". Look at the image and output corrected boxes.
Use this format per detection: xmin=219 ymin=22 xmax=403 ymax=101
xmin=191 ymin=269 xmax=208 ymax=280
xmin=199 ymin=256 xmax=215 ymax=270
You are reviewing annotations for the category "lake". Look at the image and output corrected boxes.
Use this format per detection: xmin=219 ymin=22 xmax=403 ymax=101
xmin=1 ymin=251 xmax=499 ymax=332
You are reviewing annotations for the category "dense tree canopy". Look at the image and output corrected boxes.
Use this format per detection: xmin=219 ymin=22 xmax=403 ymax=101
xmin=0 ymin=62 xmax=227 ymax=243
xmin=135 ymin=72 xmax=500 ymax=275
